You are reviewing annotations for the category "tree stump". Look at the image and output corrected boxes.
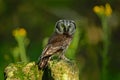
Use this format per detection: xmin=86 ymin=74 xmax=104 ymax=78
xmin=4 ymin=60 xmax=79 ymax=80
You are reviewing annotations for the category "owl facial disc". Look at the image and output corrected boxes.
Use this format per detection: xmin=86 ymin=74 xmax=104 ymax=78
xmin=55 ymin=20 xmax=76 ymax=35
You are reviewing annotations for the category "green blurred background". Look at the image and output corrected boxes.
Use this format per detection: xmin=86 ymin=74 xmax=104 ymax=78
xmin=0 ymin=0 xmax=120 ymax=80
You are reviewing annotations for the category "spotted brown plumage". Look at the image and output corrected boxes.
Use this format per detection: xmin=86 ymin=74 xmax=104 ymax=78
xmin=37 ymin=20 xmax=76 ymax=69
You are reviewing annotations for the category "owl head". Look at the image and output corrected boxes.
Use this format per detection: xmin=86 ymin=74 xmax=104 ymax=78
xmin=55 ymin=20 xmax=76 ymax=35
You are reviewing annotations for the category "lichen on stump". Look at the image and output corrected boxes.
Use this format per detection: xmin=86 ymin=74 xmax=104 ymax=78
xmin=4 ymin=60 xmax=79 ymax=80
xmin=48 ymin=60 xmax=79 ymax=80
xmin=4 ymin=62 xmax=43 ymax=80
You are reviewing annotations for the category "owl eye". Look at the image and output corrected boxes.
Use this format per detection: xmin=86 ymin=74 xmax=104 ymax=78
xmin=55 ymin=21 xmax=64 ymax=34
xmin=68 ymin=23 xmax=76 ymax=35
xmin=61 ymin=23 xmax=65 ymax=28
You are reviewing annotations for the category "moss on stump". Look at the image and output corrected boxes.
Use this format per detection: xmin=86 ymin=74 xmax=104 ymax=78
xmin=4 ymin=60 xmax=79 ymax=80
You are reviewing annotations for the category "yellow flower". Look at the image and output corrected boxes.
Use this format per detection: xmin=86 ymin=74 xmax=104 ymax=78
xmin=93 ymin=5 xmax=105 ymax=15
xmin=93 ymin=6 xmax=101 ymax=13
xmin=19 ymin=28 xmax=27 ymax=36
xmin=13 ymin=28 xmax=27 ymax=37
xmin=93 ymin=3 xmax=112 ymax=17
xmin=99 ymin=6 xmax=105 ymax=14
xmin=105 ymin=3 xmax=112 ymax=16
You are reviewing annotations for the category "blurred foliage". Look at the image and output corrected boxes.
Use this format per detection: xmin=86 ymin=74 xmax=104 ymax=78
xmin=0 ymin=0 xmax=120 ymax=80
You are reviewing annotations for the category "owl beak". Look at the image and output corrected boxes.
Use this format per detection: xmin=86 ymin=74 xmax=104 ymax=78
xmin=64 ymin=22 xmax=69 ymax=32
xmin=63 ymin=25 xmax=68 ymax=32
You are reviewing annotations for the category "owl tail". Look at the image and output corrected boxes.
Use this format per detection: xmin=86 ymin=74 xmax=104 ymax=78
xmin=37 ymin=57 xmax=49 ymax=70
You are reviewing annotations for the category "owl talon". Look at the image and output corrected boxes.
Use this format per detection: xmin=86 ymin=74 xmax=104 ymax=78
xmin=59 ymin=55 xmax=70 ymax=61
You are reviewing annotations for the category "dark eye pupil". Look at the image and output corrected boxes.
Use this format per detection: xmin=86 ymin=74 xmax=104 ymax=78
xmin=61 ymin=24 xmax=65 ymax=28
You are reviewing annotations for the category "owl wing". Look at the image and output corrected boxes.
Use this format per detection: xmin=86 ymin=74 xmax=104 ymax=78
xmin=38 ymin=43 xmax=62 ymax=69
xmin=38 ymin=34 xmax=72 ymax=69
xmin=41 ymin=34 xmax=63 ymax=58
xmin=41 ymin=44 xmax=62 ymax=59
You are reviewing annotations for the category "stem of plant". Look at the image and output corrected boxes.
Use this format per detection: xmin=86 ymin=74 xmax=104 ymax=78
xmin=18 ymin=37 xmax=28 ymax=63
xmin=101 ymin=16 xmax=109 ymax=80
